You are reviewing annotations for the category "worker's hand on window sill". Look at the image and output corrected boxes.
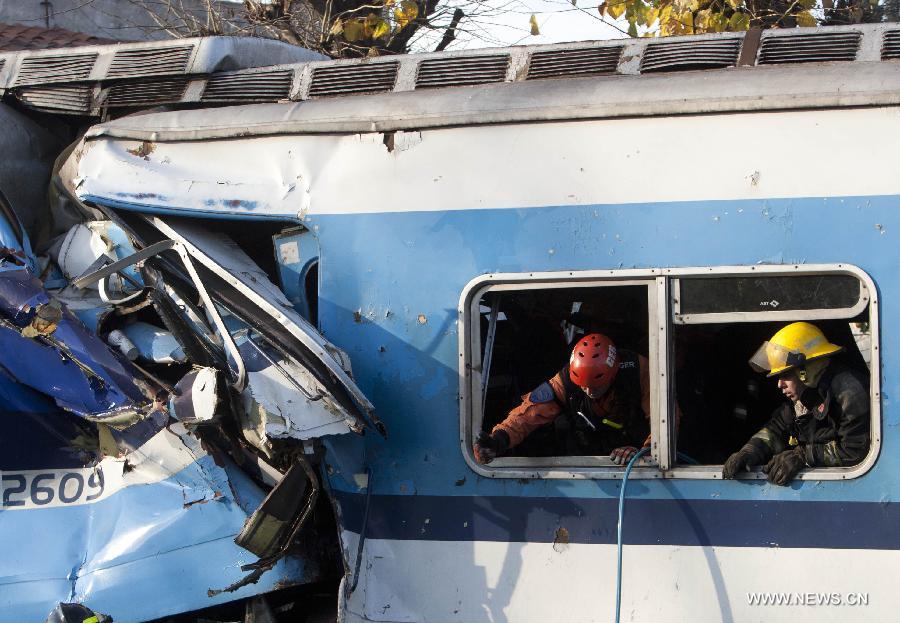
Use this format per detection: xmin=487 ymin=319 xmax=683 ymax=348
xmin=473 ymin=430 xmax=510 ymax=464
xmin=763 ymin=446 xmax=806 ymax=486
xmin=722 ymin=444 xmax=763 ymax=479
xmin=610 ymin=446 xmax=640 ymax=465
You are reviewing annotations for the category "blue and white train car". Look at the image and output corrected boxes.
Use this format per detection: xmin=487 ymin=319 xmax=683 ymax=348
xmin=5 ymin=21 xmax=900 ymax=623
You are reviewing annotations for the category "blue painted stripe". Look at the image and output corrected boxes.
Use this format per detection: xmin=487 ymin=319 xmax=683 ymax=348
xmin=334 ymin=491 xmax=900 ymax=550
xmin=310 ymin=196 xmax=900 ymax=503
xmin=83 ymin=195 xmax=299 ymax=221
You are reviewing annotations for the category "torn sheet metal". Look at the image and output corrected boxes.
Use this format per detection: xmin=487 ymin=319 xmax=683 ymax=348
xmin=0 ymin=203 xmax=331 ymax=619
xmin=0 ymin=266 xmax=154 ymax=428
xmin=144 ymin=216 xmax=382 ymax=437
xmin=236 ymin=328 xmax=355 ymax=452
xmin=0 ymin=408 xmax=319 ymax=622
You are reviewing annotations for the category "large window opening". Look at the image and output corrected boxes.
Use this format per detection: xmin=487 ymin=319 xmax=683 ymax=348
xmin=674 ymin=319 xmax=872 ymax=466
xmin=479 ymin=284 xmax=651 ymax=461
xmin=460 ymin=266 xmax=879 ymax=479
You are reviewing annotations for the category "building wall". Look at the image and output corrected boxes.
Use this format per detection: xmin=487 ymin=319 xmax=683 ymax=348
xmin=0 ymin=0 xmax=248 ymax=42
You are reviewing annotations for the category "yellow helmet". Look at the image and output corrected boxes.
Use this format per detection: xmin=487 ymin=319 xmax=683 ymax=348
xmin=749 ymin=322 xmax=843 ymax=377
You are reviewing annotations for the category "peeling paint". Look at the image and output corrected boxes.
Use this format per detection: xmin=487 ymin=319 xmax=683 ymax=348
xmin=552 ymin=527 xmax=570 ymax=553
xmin=203 ymin=198 xmax=260 ymax=210
xmin=126 ymin=141 xmax=155 ymax=160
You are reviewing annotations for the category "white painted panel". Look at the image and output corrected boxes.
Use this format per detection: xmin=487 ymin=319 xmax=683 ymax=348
xmin=75 ymin=107 xmax=900 ymax=217
xmin=340 ymin=535 xmax=894 ymax=623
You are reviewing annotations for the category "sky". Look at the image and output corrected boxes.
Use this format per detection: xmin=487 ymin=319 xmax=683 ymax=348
xmin=238 ymin=0 xmax=629 ymax=52
xmin=407 ymin=0 xmax=629 ymax=51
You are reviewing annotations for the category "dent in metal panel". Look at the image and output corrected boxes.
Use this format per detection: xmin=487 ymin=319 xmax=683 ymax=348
xmin=0 ymin=267 xmax=155 ymax=428
xmin=0 ymin=194 xmax=349 ymax=618
xmin=71 ymin=136 xmax=313 ymax=219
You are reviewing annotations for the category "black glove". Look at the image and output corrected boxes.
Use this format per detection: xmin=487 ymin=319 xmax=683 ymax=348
xmin=722 ymin=444 xmax=764 ymax=479
xmin=763 ymin=447 xmax=806 ymax=486
xmin=473 ymin=430 xmax=510 ymax=464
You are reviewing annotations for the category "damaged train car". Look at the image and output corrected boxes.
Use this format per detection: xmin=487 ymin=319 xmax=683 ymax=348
xmin=3 ymin=21 xmax=900 ymax=623
xmin=0 ymin=36 xmax=375 ymax=622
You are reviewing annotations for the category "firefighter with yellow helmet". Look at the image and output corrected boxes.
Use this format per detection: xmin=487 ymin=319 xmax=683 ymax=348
xmin=722 ymin=322 xmax=870 ymax=485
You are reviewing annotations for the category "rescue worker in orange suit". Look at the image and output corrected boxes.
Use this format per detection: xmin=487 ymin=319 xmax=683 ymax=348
xmin=722 ymin=322 xmax=870 ymax=486
xmin=474 ymin=333 xmax=679 ymax=464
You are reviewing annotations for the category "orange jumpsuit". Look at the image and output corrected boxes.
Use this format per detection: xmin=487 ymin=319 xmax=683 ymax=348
xmin=492 ymin=354 xmax=681 ymax=451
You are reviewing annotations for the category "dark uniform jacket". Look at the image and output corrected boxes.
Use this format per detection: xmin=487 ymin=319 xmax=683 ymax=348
xmin=745 ymin=362 xmax=870 ymax=467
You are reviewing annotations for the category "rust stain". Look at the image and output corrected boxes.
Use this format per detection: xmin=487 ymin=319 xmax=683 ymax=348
xmin=553 ymin=526 xmax=570 ymax=553
xmin=127 ymin=141 xmax=156 ymax=160
xmin=26 ymin=303 xmax=61 ymax=337
xmin=0 ymin=247 xmax=26 ymax=266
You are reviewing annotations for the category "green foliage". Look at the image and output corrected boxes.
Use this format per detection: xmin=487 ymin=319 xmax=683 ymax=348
xmin=598 ymin=0 xmax=881 ymax=35
xmin=330 ymin=0 xmax=421 ymax=51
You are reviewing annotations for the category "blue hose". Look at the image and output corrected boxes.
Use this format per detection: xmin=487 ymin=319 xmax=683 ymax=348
xmin=615 ymin=447 xmax=650 ymax=623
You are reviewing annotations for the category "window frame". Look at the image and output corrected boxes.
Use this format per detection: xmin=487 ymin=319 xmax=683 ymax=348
xmin=458 ymin=263 xmax=880 ymax=481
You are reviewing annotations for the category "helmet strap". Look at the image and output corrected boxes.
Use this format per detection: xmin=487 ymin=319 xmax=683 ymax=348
xmin=801 ymin=359 xmax=830 ymax=388
xmin=582 ymin=385 xmax=608 ymax=400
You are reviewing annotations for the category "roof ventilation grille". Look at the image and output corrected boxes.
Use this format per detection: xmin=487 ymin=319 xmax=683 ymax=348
xmin=641 ymin=38 xmax=740 ymax=73
xmin=107 ymin=45 xmax=193 ymax=78
xmin=415 ymin=54 xmax=509 ymax=89
xmin=308 ymin=62 xmax=398 ymax=98
xmin=13 ymin=52 xmax=97 ymax=86
xmin=882 ymin=29 xmax=900 ymax=59
xmin=105 ymin=77 xmax=190 ymax=108
xmin=527 ymin=45 xmax=623 ymax=80
xmin=201 ymin=70 xmax=293 ymax=102
xmin=14 ymin=84 xmax=92 ymax=114
xmin=758 ymin=31 xmax=861 ymax=64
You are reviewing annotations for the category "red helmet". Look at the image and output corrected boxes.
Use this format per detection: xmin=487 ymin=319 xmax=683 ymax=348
xmin=569 ymin=333 xmax=619 ymax=392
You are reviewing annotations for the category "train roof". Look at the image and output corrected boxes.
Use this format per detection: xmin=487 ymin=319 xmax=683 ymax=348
xmin=8 ymin=21 xmax=891 ymax=141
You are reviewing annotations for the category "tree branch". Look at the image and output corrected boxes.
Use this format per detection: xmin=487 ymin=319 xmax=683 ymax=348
xmin=435 ymin=7 xmax=464 ymax=51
